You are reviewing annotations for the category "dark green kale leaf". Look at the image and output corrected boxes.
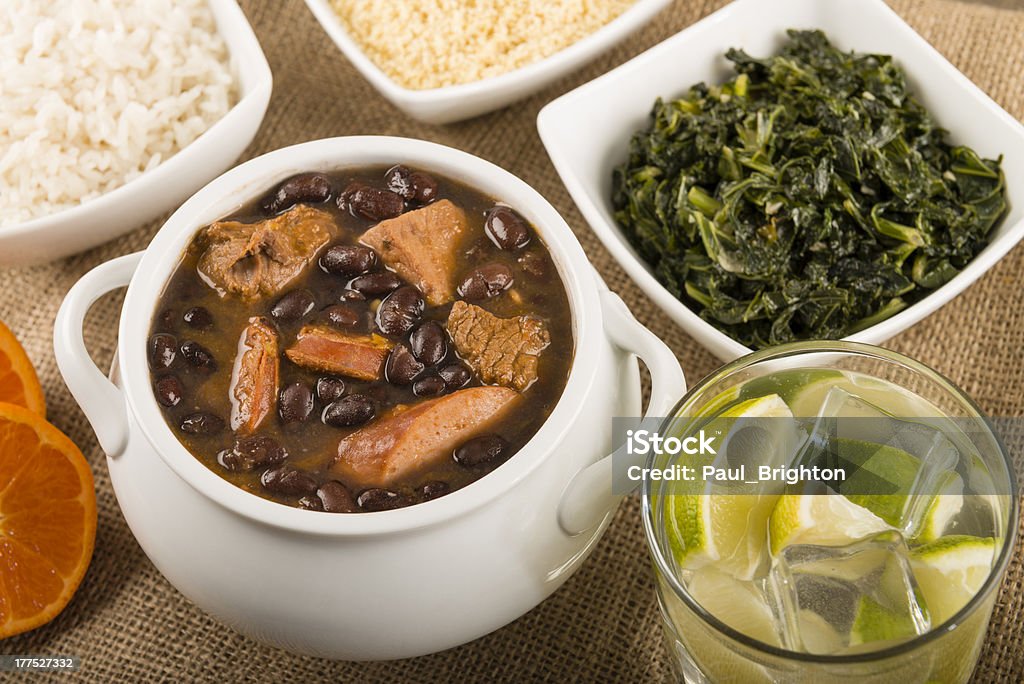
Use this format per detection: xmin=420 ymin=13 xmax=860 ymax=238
xmin=612 ymin=30 xmax=1007 ymax=349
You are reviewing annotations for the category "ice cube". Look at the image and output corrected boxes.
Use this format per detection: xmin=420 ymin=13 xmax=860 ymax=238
xmin=792 ymin=386 xmax=964 ymax=538
xmin=768 ymin=532 xmax=931 ymax=655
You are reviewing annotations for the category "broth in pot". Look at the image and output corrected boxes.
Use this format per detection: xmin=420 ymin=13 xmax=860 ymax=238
xmin=147 ymin=165 xmax=573 ymax=513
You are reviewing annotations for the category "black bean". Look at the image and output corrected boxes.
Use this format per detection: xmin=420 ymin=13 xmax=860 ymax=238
xmin=217 ymin=435 xmax=288 ymax=472
xmin=382 ymin=166 xmax=438 ymax=205
xmin=439 ymin=363 xmax=472 ymax=390
xmin=183 ymin=306 xmax=214 ymax=330
xmin=457 ymin=263 xmax=514 ymax=300
xmin=271 ymin=289 xmax=316 ymax=322
xmin=376 ymin=286 xmax=423 ymax=336
xmin=454 ymin=435 xmax=509 ymax=467
xmin=320 ymin=244 xmax=377 ymax=277
xmin=412 ymin=375 xmax=446 ymax=397
xmin=318 ymin=481 xmax=358 ymax=513
xmin=485 ymin=206 xmax=531 ymax=250
xmin=324 ymin=304 xmax=362 ymax=329
xmin=385 ymin=345 xmax=425 ymax=386
xmin=339 ymin=289 xmax=366 ymax=302
xmin=316 ymin=376 xmax=346 ymax=403
xmin=263 ymin=173 xmax=332 ymax=214
xmin=419 ymin=481 xmax=450 ymax=501
xmin=148 ymin=333 xmax=178 ymax=370
xmin=180 ymin=341 xmax=216 ymax=370
xmin=340 ymin=182 xmax=405 ymax=221
xmin=261 ymin=465 xmax=318 ymax=497
xmin=409 ymin=171 xmax=438 ymax=205
xmin=279 ymin=382 xmax=315 ymax=424
xmin=349 ymin=272 xmax=404 ymax=297
xmin=409 ymin=321 xmax=447 ymax=366
xmin=357 ymin=488 xmax=411 ymax=512
xmin=323 ymin=394 xmax=376 ymax=427
xmin=384 ymin=164 xmax=416 ymax=201
xmin=154 ymin=376 xmax=183 ymax=407
xmin=180 ymin=412 xmax=224 ymax=435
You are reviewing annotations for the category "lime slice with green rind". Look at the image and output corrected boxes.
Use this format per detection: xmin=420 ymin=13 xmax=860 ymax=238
xmin=836 ymin=438 xmax=964 ymax=541
xmin=850 ymin=596 xmax=920 ymax=646
xmin=839 ymin=439 xmax=920 ymax=526
xmin=691 ymin=368 xmax=845 ymax=421
xmin=768 ymin=491 xmax=890 ymax=556
xmin=665 ymin=394 xmax=794 ymax=579
xmin=848 ymin=548 xmax=931 ymax=648
xmin=911 ymin=535 xmax=996 ymax=625
xmin=915 ymin=478 xmax=965 ymax=543
xmin=693 ymin=384 xmax=742 ymax=419
xmin=738 ymin=369 xmax=844 ymax=417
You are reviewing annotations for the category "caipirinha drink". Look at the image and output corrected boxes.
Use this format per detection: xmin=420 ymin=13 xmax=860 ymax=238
xmin=643 ymin=343 xmax=1016 ymax=683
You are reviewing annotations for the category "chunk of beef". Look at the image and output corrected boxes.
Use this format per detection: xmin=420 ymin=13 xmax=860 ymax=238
xmin=285 ymin=325 xmax=393 ymax=381
xmin=198 ymin=205 xmax=335 ymax=300
xmin=446 ymin=301 xmax=550 ymax=391
xmin=333 ymin=386 xmax=520 ymax=486
xmin=230 ymin=317 xmax=279 ymax=433
xmin=360 ymin=199 xmax=468 ymax=306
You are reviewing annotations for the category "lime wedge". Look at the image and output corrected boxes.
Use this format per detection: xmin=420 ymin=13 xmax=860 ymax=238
xmin=719 ymin=394 xmax=795 ymax=422
xmin=768 ymin=492 xmax=890 ymax=555
xmin=693 ymin=384 xmax=742 ymax=419
xmin=837 ymin=438 xmax=964 ymax=541
xmin=850 ymin=596 xmax=918 ymax=646
xmin=686 ymin=568 xmax=780 ymax=647
xmin=849 ymin=548 xmax=932 ymax=648
xmin=911 ymin=535 xmax=996 ymax=625
xmin=666 ymin=488 xmax=778 ymax=580
xmin=738 ymin=369 xmax=844 ymax=417
xmin=915 ymin=477 xmax=965 ymax=543
xmin=665 ymin=394 xmax=794 ymax=580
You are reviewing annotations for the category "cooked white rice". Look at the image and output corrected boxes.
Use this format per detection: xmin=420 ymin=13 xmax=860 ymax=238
xmin=0 ymin=0 xmax=237 ymax=228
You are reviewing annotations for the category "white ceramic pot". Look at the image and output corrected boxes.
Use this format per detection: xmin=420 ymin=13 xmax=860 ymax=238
xmin=54 ymin=137 xmax=685 ymax=660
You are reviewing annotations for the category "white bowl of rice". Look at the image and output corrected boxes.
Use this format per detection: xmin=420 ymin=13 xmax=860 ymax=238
xmin=0 ymin=0 xmax=272 ymax=266
xmin=301 ymin=0 xmax=673 ymax=125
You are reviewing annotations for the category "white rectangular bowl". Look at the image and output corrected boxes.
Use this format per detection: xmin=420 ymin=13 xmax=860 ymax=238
xmin=0 ymin=0 xmax=272 ymax=267
xmin=538 ymin=0 xmax=1024 ymax=361
xmin=302 ymin=0 xmax=673 ymax=124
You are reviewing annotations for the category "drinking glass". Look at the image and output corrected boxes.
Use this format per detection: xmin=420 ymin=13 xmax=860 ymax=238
xmin=642 ymin=341 xmax=1018 ymax=683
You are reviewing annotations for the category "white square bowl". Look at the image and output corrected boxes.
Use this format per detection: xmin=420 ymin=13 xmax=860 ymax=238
xmin=538 ymin=0 xmax=1024 ymax=361
xmin=0 ymin=0 xmax=272 ymax=267
xmin=302 ymin=0 xmax=672 ymax=124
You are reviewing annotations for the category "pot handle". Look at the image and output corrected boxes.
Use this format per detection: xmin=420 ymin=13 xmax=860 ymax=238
xmin=557 ymin=291 xmax=686 ymax=536
xmin=54 ymin=252 xmax=143 ymax=458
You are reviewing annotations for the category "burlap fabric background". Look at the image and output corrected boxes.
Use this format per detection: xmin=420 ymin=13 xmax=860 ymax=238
xmin=1 ymin=0 xmax=1022 ymax=680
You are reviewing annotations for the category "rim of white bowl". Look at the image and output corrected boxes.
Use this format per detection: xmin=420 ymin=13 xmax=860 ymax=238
xmin=120 ymin=136 xmax=606 ymax=537
xmin=301 ymin=0 xmax=673 ymax=105
xmin=538 ymin=0 xmax=1024 ymax=362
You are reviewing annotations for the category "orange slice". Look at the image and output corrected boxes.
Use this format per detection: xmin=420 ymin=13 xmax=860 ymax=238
xmin=0 ymin=402 xmax=96 ymax=638
xmin=0 ymin=320 xmax=46 ymax=416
